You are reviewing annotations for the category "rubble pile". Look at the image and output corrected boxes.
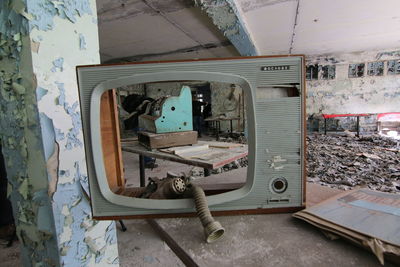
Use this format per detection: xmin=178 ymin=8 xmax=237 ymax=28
xmin=212 ymin=157 xmax=248 ymax=174
xmin=219 ymin=134 xmax=247 ymax=144
xmin=307 ymin=133 xmax=400 ymax=193
xmin=190 ymin=157 xmax=248 ymax=177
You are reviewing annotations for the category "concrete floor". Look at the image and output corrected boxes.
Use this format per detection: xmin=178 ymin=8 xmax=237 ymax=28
xmin=0 ymin=183 xmax=394 ymax=267
xmin=0 ymin=140 xmax=396 ymax=266
xmin=117 ymin=210 xmax=390 ymax=267
xmin=116 ymin=149 xmax=394 ymax=266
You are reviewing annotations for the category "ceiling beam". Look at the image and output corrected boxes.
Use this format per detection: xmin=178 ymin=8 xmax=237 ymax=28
xmin=104 ymin=40 xmax=232 ymax=63
xmin=194 ymin=0 xmax=258 ymax=56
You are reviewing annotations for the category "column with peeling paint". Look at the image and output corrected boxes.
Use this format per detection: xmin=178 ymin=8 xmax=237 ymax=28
xmin=0 ymin=0 xmax=119 ymax=266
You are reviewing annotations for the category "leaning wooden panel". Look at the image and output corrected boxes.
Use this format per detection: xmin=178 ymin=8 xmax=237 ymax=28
xmin=100 ymin=89 xmax=124 ymax=189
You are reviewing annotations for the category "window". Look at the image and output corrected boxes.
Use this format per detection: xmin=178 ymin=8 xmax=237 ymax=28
xmin=319 ymin=65 xmax=336 ymax=80
xmin=367 ymin=61 xmax=384 ymax=76
xmin=306 ymin=64 xmax=318 ymax=80
xmin=387 ymin=60 xmax=400 ymax=75
xmin=348 ymin=63 xmax=365 ymax=78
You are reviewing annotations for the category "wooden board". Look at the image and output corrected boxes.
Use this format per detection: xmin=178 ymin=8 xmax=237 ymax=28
xmin=294 ymin=189 xmax=400 ymax=264
xmin=94 ymin=206 xmax=304 ymax=220
xmin=160 ymin=144 xmax=210 ymax=158
xmin=208 ymin=142 xmax=242 ymax=149
xmin=100 ymin=90 xmax=124 ymax=189
xmin=122 ymin=141 xmax=248 ymax=169
xmin=138 ymin=131 xmax=197 ymax=149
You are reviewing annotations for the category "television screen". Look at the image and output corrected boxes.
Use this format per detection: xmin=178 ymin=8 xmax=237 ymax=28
xmin=76 ymin=56 xmax=306 ymax=219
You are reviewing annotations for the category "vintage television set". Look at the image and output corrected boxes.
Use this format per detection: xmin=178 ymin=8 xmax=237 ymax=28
xmin=76 ymin=55 xmax=306 ymax=219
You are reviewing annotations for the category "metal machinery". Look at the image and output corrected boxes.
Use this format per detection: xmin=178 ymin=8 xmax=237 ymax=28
xmin=138 ymin=86 xmax=193 ymax=133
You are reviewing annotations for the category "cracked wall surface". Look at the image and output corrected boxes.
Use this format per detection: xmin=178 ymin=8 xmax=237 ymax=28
xmin=0 ymin=0 xmax=119 ymax=266
xmin=306 ymin=49 xmax=400 ymax=116
xmin=210 ymin=82 xmax=244 ymax=131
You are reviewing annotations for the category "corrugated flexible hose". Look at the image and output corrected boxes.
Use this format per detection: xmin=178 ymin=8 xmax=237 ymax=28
xmin=190 ymin=184 xmax=225 ymax=243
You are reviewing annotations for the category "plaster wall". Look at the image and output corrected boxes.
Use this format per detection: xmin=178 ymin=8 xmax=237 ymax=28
xmin=0 ymin=1 xmax=59 ymax=265
xmin=306 ymin=49 xmax=400 ymax=116
xmin=210 ymin=82 xmax=244 ymax=132
xmin=145 ymin=82 xmax=184 ymax=99
xmin=0 ymin=0 xmax=119 ymax=266
xmin=30 ymin=1 xmax=119 ymax=265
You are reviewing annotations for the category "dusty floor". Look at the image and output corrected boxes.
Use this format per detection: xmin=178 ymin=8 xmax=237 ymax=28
xmin=1 ymin=134 xmax=398 ymax=266
xmin=0 ymin=184 xmax=395 ymax=267
xmin=117 ymin=206 xmax=392 ymax=267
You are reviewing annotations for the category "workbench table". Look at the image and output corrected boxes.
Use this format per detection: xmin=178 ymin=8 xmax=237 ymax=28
xmin=121 ymin=140 xmax=248 ymax=186
xmin=204 ymin=116 xmax=241 ymax=140
xmin=322 ymin=113 xmax=369 ymax=137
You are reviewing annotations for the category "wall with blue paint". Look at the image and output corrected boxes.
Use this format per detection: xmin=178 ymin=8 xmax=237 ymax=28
xmin=0 ymin=0 xmax=60 ymax=265
xmin=0 ymin=0 xmax=119 ymax=266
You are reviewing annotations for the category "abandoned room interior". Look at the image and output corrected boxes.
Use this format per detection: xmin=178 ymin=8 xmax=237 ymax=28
xmin=0 ymin=0 xmax=399 ymax=266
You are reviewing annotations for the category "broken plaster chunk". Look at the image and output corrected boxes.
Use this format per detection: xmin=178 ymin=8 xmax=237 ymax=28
xmin=47 ymin=142 xmax=59 ymax=199
xmin=84 ymin=236 xmax=106 ymax=256
xmin=17 ymin=202 xmax=29 ymax=224
xmin=13 ymin=33 xmax=20 ymax=41
xmin=51 ymin=57 xmax=64 ymax=72
xmin=60 ymin=245 xmax=70 ymax=256
xmin=18 ymin=178 xmax=29 ymax=200
xmin=71 ymin=195 xmax=82 ymax=207
xmin=79 ymin=33 xmax=86 ymax=50
xmin=81 ymin=215 xmax=95 ymax=230
xmin=12 ymin=82 xmax=25 ymax=94
xmin=31 ymin=40 xmax=40 ymax=53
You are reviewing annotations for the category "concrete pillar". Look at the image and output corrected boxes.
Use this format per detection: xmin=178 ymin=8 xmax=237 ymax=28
xmin=0 ymin=1 xmax=119 ymax=266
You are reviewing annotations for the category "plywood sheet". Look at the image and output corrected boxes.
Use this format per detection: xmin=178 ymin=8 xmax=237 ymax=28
xmin=100 ymin=90 xmax=124 ymax=189
xmin=294 ymin=189 xmax=400 ymax=264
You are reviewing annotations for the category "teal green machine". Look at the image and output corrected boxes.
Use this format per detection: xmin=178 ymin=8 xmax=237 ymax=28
xmin=138 ymin=86 xmax=193 ymax=133
xmin=76 ymin=55 xmax=306 ymax=219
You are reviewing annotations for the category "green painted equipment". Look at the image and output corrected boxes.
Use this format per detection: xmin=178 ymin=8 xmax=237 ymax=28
xmin=138 ymin=86 xmax=193 ymax=133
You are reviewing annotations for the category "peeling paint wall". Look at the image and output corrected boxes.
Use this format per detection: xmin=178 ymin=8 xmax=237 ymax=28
xmin=0 ymin=0 xmax=118 ymax=266
xmin=210 ymin=82 xmax=244 ymax=131
xmin=145 ymin=82 xmax=184 ymax=99
xmin=0 ymin=1 xmax=60 ymax=265
xmin=194 ymin=0 xmax=258 ymax=56
xmin=306 ymin=49 xmax=400 ymax=116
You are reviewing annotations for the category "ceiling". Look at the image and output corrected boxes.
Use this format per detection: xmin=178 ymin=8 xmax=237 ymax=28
xmin=96 ymin=0 xmax=239 ymax=62
xmin=238 ymin=0 xmax=400 ymax=55
xmin=97 ymin=0 xmax=400 ymax=62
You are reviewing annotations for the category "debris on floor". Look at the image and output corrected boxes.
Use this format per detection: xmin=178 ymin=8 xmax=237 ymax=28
xmin=217 ymin=134 xmax=247 ymax=144
xmin=189 ymin=157 xmax=248 ymax=177
xmin=294 ymin=188 xmax=400 ymax=265
xmin=307 ymin=133 xmax=400 ymax=193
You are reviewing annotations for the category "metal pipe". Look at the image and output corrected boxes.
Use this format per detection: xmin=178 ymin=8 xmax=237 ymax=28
xmin=190 ymin=184 xmax=225 ymax=243
xmin=139 ymin=155 xmax=145 ymax=187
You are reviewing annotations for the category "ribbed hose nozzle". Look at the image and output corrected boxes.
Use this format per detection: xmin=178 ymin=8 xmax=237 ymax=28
xmin=203 ymin=221 xmax=225 ymax=243
xmin=191 ymin=184 xmax=225 ymax=243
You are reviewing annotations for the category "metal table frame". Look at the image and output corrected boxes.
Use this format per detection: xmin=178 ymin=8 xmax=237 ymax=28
xmin=122 ymin=141 xmax=248 ymax=186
